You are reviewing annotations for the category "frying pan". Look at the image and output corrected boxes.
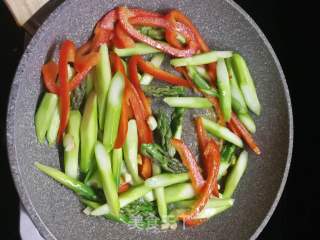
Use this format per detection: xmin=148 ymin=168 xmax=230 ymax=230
xmin=6 ymin=0 xmax=293 ymax=239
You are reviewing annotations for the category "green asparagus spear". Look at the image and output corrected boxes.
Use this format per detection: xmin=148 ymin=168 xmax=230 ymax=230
xmin=163 ymin=97 xmax=212 ymax=108
xmin=142 ymin=85 xmax=187 ymax=97
xmin=112 ymin=148 xmax=123 ymax=188
xmin=95 ymin=44 xmax=112 ymax=129
xmin=223 ymin=150 xmax=248 ymax=198
xmin=140 ymin=143 xmax=187 ymax=173
xmin=80 ymin=92 xmax=98 ymax=173
xmin=95 ymin=142 xmax=120 ymax=217
xmin=35 ymin=162 xmax=98 ymax=201
xmin=164 ymin=183 xmax=195 ymax=203
xmin=231 ymin=53 xmax=261 ymax=115
xmin=217 ymin=58 xmax=232 ymax=121
xmin=46 ymin=106 xmax=60 ymax=145
xmin=201 ymin=117 xmax=243 ymax=147
xmin=123 ymin=120 xmax=143 ymax=185
xmin=35 ymin=93 xmax=58 ymax=143
xmin=170 ymin=51 xmax=233 ymax=67
xmin=152 ymin=163 xmax=168 ymax=223
xmin=114 ymin=43 xmax=160 ymax=57
xmin=64 ymin=110 xmax=81 ymax=179
xmin=145 ymin=173 xmax=189 ymax=188
xmin=103 ymin=72 xmax=125 ymax=151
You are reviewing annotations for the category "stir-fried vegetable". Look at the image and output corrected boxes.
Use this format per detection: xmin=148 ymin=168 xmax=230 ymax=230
xmin=64 ymin=110 xmax=81 ymax=179
xmin=80 ymin=92 xmax=98 ymax=173
xmin=142 ymin=85 xmax=187 ymax=97
xmin=35 ymin=6 xmax=263 ymax=230
xmin=141 ymin=143 xmax=187 ymax=173
xmin=35 ymin=93 xmax=58 ymax=143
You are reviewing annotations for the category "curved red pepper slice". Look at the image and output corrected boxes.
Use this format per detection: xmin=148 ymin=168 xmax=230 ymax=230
xmin=178 ymin=140 xmax=220 ymax=221
xmin=128 ymin=56 xmax=152 ymax=117
xmin=115 ymin=21 xmax=135 ymax=48
xmin=206 ymin=96 xmax=225 ymax=126
xmin=229 ymin=113 xmax=261 ymax=155
xmin=57 ymin=40 xmax=76 ymax=143
xmin=165 ymin=9 xmax=217 ymax=83
xmin=129 ymin=85 xmax=153 ymax=144
xmin=171 ymin=139 xmax=205 ymax=193
xmin=194 ymin=117 xmax=211 ymax=178
xmin=184 ymin=218 xmax=208 ymax=227
xmin=42 ymin=61 xmax=59 ymax=94
xmin=118 ymin=6 xmax=197 ymax=57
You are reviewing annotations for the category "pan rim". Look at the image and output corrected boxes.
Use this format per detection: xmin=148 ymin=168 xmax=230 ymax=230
xmin=6 ymin=0 xmax=293 ymax=239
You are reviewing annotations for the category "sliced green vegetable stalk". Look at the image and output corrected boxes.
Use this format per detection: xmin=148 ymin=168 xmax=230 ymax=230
xmin=114 ymin=43 xmax=160 ymax=57
xmin=142 ymin=85 xmax=187 ymax=97
xmin=217 ymin=58 xmax=232 ymax=121
xmin=169 ymin=198 xmax=234 ymax=220
xmin=152 ymin=163 xmax=168 ymax=223
xmin=64 ymin=110 xmax=81 ymax=179
xmin=145 ymin=173 xmax=189 ymax=188
xmin=84 ymin=168 xmax=102 ymax=189
xmin=103 ymin=72 xmax=125 ymax=151
xmin=112 ymin=148 xmax=123 ymax=188
xmin=123 ymin=120 xmax=143 ymax=185
xmin=163 ymin=97 xmax=212 ymax=108
xmin=80 ymin=91 xmax=98 ymax=173
xmin=35 ymin=162 xmax=98 ymax=201
xmin=195 ymin=66 xmax=210 ymax=81
xmin=95 ymin=142 xmax=120 ymax=218
xmin=186 ymin=65 xmax=219 ymax=97
xmin=218 ymin=144 xmax=236 ymax=180
xmin=169 ymin=108 xmax=185 ymax=156
xmin=226 ymin=58 xmax=256 ymax=133
xmin=46 ymin=106 xmax=60 ymax=146
xmin=170 ymin=51 xmax=233 ymax=67
xmin=223 ymin=150 xmax=248 ymax=198
xmin=141 ymin=143 xmax=187 ymax=173
xmin=35 ymin=93 xmax=58 ymax=143
xmin=201 ymin=117 xmax=243 ymax=147
xmin=156 ymin=111 xmax=172 ymax=153
xmin=164 ymin=183 xmax=195 ymax=203
xmin=85 ymin=70 xmax=94 ymax=97
xmin=187 ymin=65 xmax=211 ymax=90
xmin=140 ymin=53 xmax=165 ymax=85
xmin=91 ymin=184 xmax=151 ymax=216
xmin=231 ymin=53 xmax=261 ymax=115
xmin=95 ymin=44 xmax=112 ymax=129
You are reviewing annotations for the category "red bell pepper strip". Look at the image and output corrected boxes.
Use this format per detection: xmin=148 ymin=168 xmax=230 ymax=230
xmin=139 ymin=156 xmax=153 ymax=179
xmin=97 ymin=8 xmax=161 ymax=31
xmin=115 ymin=21 xmax=135 ymax=48
xmin=165 ymin=9 xmax=217 ymax=84
xmin=229 ymin=113 xmax=261 ymax=155
xmin=118 ymin=6 xmax=197 ymax=57
xmin=194 ymin=117 xmax=211 ymax=178
xmin=57 ymin=40 xmax=76 ymax=143
xmin=42 ymin=61 xmax=59 ymax=94
xmin=206 ymin=96 xmax=225 ymax=126
xmin=118 ymin=182 xmax=130 ymax=193
xmin=128 ymin=56 xmax=152 ymax=116
xmin=178 ymin=140 xmax=220 ymax=222
xmin=184 ymin=218 xmax=208 ymax=227
xmin=171 ymin=139 xmax=205 ymax=193
xmin=91 ymin=27 xmax=113 ymax=50
xmin=204 ymin=140 xmax=220 ymax=197
xmin=134 ymin=55 xmax=192 ymax=88
xmin=129 ymin=85 xmax=153 ymax=144
xmin=227 ymin=121 xmax=241 ymax=137
xmin=74 ymin=51 xmax=100 ymax=73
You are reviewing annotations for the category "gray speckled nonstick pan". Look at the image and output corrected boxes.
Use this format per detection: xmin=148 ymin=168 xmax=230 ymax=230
xmin=6 ymin=0 xmax=293 ymax=239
